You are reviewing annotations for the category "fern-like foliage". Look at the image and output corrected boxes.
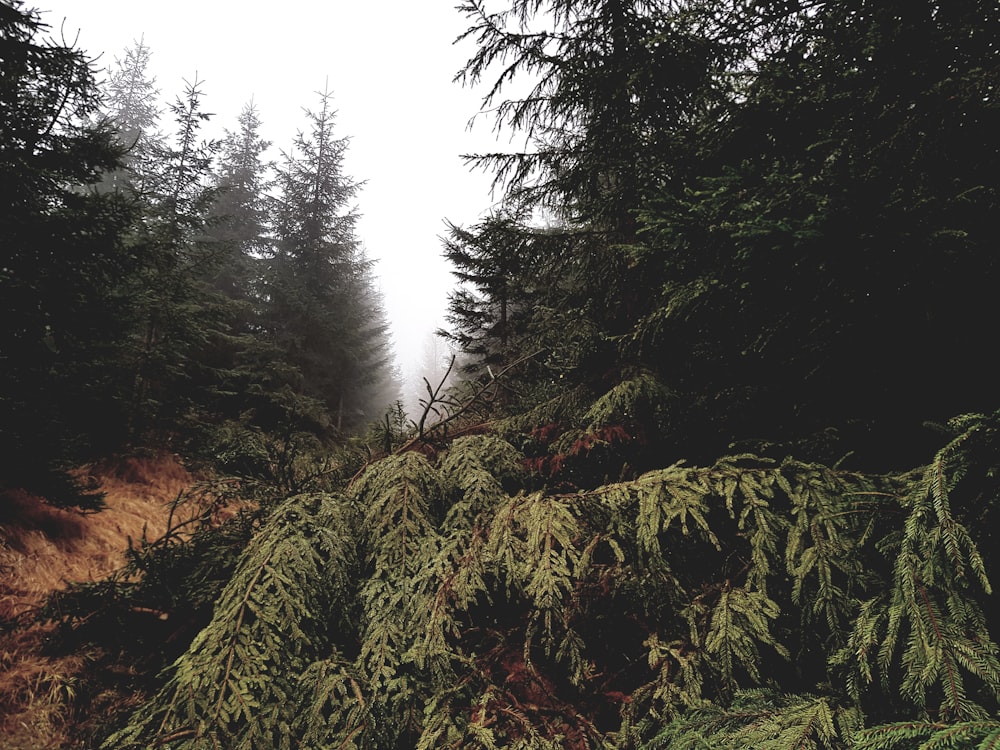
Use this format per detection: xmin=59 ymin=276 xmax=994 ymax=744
xmin=885 ymin=422 xmax=999 ymax=718
xmin=834 ymin=414 xmax=1000 ymax=722
xmin=645 ymin=689 xmax=860 ymax=750
xmin=439 ymin=434 xmax=526 ymax=530
xmin=102 ymin=493 xmax=359 ymax=749
xmin=95 ymin=412 xmax=1000 ymax=749
xmin=351 ymin=452 xmax=445 ymax=746
xmin=580 ymin=370 xmax=672 ymax=434
xmin=854 ymin=719 xmax=1000 ymax=750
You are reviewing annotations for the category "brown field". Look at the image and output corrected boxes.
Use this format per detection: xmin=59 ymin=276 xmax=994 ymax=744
xmin=0 ymin=455 xmax=196 ymax=750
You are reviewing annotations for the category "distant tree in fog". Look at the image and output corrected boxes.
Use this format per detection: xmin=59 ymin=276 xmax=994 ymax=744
xmin=121 ymin=75 xmax=233 ymax=442
xmin=99 ymin=37 xmax=164 ymax=193
xmin=209 ymin=100 xmax=272 ymax=305
xmin=264 ymin=86 xmax=395 ymax=432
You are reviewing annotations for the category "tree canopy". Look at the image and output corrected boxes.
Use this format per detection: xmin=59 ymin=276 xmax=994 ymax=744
xmin=0 ymin=0 xmax=135 ymax=507
xmin=447 ymin=0 xmax=1000 ymax=469
xmin=0 ymin=10 xmax=399 ymax=508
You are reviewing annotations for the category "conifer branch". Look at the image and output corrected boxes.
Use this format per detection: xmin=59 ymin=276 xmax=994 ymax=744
xmin=402 ymin=348 xmax=545 ymax=453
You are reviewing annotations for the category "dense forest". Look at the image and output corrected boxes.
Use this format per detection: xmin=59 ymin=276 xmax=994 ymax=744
xmin=3 ymin=0 xmax=1000 ymax=748
xmin=1 ymin=1 xmax=399 ymax=513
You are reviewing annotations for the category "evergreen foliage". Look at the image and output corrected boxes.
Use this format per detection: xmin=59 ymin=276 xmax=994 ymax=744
xmin=208 ymin=99 xmax=271 ymax=312
xmin=0 ymin=0 xmax=136 ymax=508
xmin=9 ymin=0 xmax=1000 ymax=747
xmin=192 ymin=100 xmax=281 ymax=443
xmin=84 ymin=412 xmax=1000 ymax=748
xmin=441 ymin=212 xmax=537 ymax=372
xmin=446 ymin=0 xmax=1000 ymax=469
xmin=98 ymin=36 xmax=163 ymax=193
xmin=264 ymin=85 xmax=396 ymax=434
xmin=1 ymin=10 xmax=400 ymax=506
xmin=625 ymin=0 xmax=1000 ymax=466
xmin=854 ymin=719 xmax=1000 ymax=750
xmin=101 ymin=493 xmax=358 ymax=749
xmin=646 ymin=690 xmax=857 ymax=750
xmin=121 ymin=74 xmax=237 ymax=444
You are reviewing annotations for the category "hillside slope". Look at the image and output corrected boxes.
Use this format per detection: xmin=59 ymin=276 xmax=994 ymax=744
xmin=0 ymin=456 xmax=195 ymax=750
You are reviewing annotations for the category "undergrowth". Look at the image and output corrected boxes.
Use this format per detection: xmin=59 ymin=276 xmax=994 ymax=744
xmin=34 ymin=396 xmax=1000 ymax=749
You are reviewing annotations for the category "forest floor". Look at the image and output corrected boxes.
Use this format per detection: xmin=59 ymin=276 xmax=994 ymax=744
xmin=0 ymin=455 xmax=197 ymax=750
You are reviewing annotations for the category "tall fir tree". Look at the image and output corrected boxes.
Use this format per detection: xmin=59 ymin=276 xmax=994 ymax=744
xmin=451 ymin=0 xmax=1000 ymax=468
xmin=441 ymin=212 xmax=533 ymax=371
xmin=456 ymin=0 xmax=712 ymax=234
xmin=98 ymin=37 xmax=163 ymax=194
xmin=0 ymin=0 xmax=136 ymax=508
xmin=265 ymin=85 xmax=395 ymax=433
xmin=122 ymin=75 xmax=233 ymax=444
xmin=209 ymin=99 xmax=272 ymax=303
xmin=440 ymin=209 xmax=587 ymax=394
xmin=626 ymin=0 xmax=1000 ymax=467
xmin=445 ymin=0 xmax=730 ymax=406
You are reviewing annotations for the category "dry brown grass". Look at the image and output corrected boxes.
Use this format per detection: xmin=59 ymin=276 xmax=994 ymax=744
xmin=0 ymin=454 xmax=198 ymax=749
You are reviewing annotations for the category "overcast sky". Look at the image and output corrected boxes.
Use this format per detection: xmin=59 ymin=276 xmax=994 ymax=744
xmin=36 ymin=0 xmax=509 ymax=377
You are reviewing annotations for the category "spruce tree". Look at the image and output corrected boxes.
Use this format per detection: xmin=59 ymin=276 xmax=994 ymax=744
xmin=452 ymin=0 xmax=1000 ymax=469
xmin=264 ymin=85 xmax=395 ymax=433
xmin=197 ymin=100 xmax=279 ymax=437
xmin=98 ymin=37 xmax=163 ymax=194
xmin=453 ymin=0 xmax=728 ymax=344
xmin=0 ymin=0 xmax=136 ymax=508
xmin=455 ymin=0 xmax=712 ymax=234
xmin=122 ymin=75 xmax=233 ymax=444
xmin=440 ymin=211 xmax=536 ymax=371
xmin=439 ymin=210 xmax=606 ymax=415
xmin=626 ymin=0 xmax=1000 ymax=467
xmin=209 ymin=100 xmax=272 ymax=301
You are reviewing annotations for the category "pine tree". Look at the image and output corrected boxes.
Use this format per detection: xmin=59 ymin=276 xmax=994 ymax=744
xmin=453 ymin=0 xmax=731 ymax=346
xmin=440 ymin=211 xmax=536 ymax=371
xmin=455 ymin=0 xmax=714 ymax=235
xmin=98 ymin=37 xmax=163 ymax=194
xmin=626 ymin=0 xmax=1000 ymax=467
xmin=122 ymin=74 xmax=232 ymax=443
xmin=440 ymin=209 xmax=615 ymax=418
xmin=209 ymin=99 xmax=272 ymax=300
xmin=264 ymin=84 xmax=395 ymax=433
xmin=443 ymin=0 xmax=732 ymax=419
xmin=0 ymin=0 xmax=136 ymax=508
xmin=348 ymin=260 xmax=400 ymax=423
xmin=196 ymin=100 xmax=278 ymax=436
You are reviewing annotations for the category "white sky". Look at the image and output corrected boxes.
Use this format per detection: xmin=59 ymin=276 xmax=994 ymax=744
xmin=36 ymin=0 xmax=509 ymax=378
